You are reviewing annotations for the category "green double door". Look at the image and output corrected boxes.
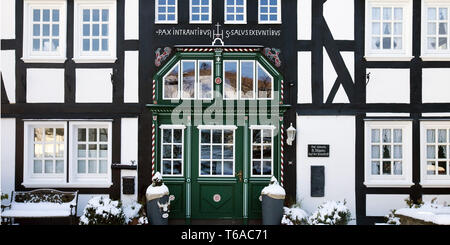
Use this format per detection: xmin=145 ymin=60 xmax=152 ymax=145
xmin=162 ymin=124 xmax=274 ymax=221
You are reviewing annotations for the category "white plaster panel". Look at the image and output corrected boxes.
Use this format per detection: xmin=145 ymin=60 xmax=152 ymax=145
xmin=323 ymin=0 xmax=354 ymax=40
xmin=1 ymin=0 xmax=15 ymax=39
xmin=323 ymin=50 xmax=354 ymax=103
xmin=121 ymin=118 xmax=138 ymax=165
xmin=1 ymin=118 xmax=16 ymax=206
xmin=366 ymin=194 xmax=410 ymax=217
xmin=76 ymin=194 xmax=109 ymax=216
xmin=296 ymin=115 xmax=356 ymax=221
xmin=298 ymin=0 xmax=312 ymax=40
xmin=297 ymin=51 xmax=312 ymax=104
xmin=422 ymin=113 xmax=450 ymax=117
xmin=125 ymin=0 xmax=139 ymax=40
xmin=26 ymin=69 xmax=65 ymax=103
xmin=366 ymin=69 xmax=410 ymax=103
xmin=76 ymin=69 xmax=113 ymax=103
xmin=124 ymin=51 xmax=139 ymax=103
xmin=1 ymin=50 xmax=16 ymax=103
xmin=422 ymin=69 xmax=450 ymax=103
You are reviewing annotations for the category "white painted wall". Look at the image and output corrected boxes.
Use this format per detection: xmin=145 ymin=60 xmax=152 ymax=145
xmin=125 ymin=0 xmax=139 ymax=40
xmin=297 ymin=0 xmax=311 ymax=40
xmin=323 ymin=0 xmax=354 ymax=40
xmin=1 ymin=50 xmax=16 ymax=103
xmin=120 ymin=118 xmax=139 ymax=204
xmin=76 ymin=68 xmax=113 ymax=103
xmin=0 ymin=0 xmax=15 ymax=39
xmin=422 ymin=195 xmax=450 ymax=205
xmin=1 ymin=118 xmax=15 ymax=206
xmin=366 ymin=68 xmax=410 ymax=103
xmin=366 ymin=194 xmax=409 ymax=217
xmin=422 ymin=68 xmax=450 ymax=103
xmin=297 ymin=51 xmax=312 ymax=104
xmin=323 ymin=50 xmax=354 ymax=103
xmin=296 ymin=115 xmax=356 ymax=222
xmin=76 ymin=194 xmax=109 ymax=216
xmin=366 ymin=113 xmax=410 ymax=117
xmin=124 ymin=51 xmax=139 ymax=103
xmin=27 ymin=69 xmax=65 ymax=103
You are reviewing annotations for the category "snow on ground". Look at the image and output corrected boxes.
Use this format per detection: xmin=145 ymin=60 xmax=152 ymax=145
xmin=396 ymin=202 xmax=450 ymax=225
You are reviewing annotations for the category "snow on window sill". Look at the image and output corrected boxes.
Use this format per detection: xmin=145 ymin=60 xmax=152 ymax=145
xmin=364 ymin=180 xmax=414 ymax=188
xmin=364 ymin=55 xmax=414 ymax=62
xmin=22 ymin=182 xmax=113 ymax=188
xmin=21 ymin=57 xmax=67 ymax=63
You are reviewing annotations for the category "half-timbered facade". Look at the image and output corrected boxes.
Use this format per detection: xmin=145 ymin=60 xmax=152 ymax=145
xmin=1 ymin=0 xmax=450 ymax=225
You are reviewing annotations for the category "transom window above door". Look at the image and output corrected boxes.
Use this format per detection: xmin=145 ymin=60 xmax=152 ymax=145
xmin=190 ymin=0 xmax=211 ymax=23
xmin=199 ymin=126 xmax=236 ymax=177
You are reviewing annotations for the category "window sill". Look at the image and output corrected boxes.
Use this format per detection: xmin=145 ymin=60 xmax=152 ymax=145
xmin=420 ymin=180 xmax=450 ymax=188
xmin=420 ymin=56 xmax=450 ymax=61
xmin=22 ymin=182 xmax=113 ymax=188
xmin=21 ymin=57 xmax=67 ymax=63
xmin=364 ymin=55 xmax=414 ymax=62
xmin=224 ymin=21 xmax=247 ymax=25
xmin=258 ymin=22 xmax=282 ymax=25
xmin=364 ymin=181 xmax=414 ymax=188
xmin=72 ymin=57 xmax=117 ymax=63
xmin=155 ymin=21 xmax=178 ymax=24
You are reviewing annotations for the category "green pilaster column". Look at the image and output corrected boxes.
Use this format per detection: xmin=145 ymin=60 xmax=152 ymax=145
xmin=185 ymin=121 xmax=192 ymax=225
xmin=243 ymin=116 xmax=249 ymax=225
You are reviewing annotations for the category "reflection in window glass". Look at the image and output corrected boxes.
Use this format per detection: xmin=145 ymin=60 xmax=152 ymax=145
xmin=164 ymin=64 xmax=180 ymax=99
xmin=257 ymin=64 xmax=273 ymax=99
xmin=76 ymin=127 xmax=109 ymax=175
xmin=240 ymin=61 xmax=254 ymax=99
xmin=31 ymin=8 xmax=61 ymax=52
xmin=225 ymin=0 xmax=246 ymax=23
xmin=156 ymin=0 xmax=177 ymax=22
xmin=370 ymin=127 xmax=403 ymax=176
xmin=161 ymin=127 xmax=183 ymax=176
xmin=371 ymin=7 xmax=403 ymax=50
xmin=224 ymin=61 xmax=238 ymax=99
xmin=426 ymin=7 xmax=449 ymax=50
xmin=182 ymin=61 xmax=196 ymax=99
xmin=200 ymin=128 xmax=234 ymax=176
xmin=81 ymin=8 xmax=109 ymax=52
xmin=32 ymin=126 xmax=65 ymax=174
xmin=191 ymin=0 xmax=210 ymax=23
xmin=251 ymin=128 xmax=273 ymax=176
xmin=425 ymin=128 xmax=449 ymax=176
xmin=199 ymin=61 xmax=213 ymax=99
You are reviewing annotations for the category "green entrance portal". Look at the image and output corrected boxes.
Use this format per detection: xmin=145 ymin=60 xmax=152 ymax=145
xmin=147 ymin=45 xmax=289 ymax=223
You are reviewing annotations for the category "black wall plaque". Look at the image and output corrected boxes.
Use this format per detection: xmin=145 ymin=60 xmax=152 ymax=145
xmin=311 ymin=166 xmax=325 ymax=197
xmin=122 ymin=176 xmax=135 ymax=195
xmin=308 ymin=145 xmax=330 ymax=157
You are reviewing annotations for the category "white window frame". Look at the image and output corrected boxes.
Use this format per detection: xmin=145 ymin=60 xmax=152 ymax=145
xmin=155 ymin=0 xmax=178 ymax=24
xmin=365 ymin=0 xmax=413 ymax=61
xmin=364 ymin=120 xmax=413 ymax=187
xmin=190 ymin=0 xmax=212 ymax=24
xmin=22 ymin=0 xmax=67 ymax=63
xmin=250 ymin=125 xmax=275 ymax=177
xmin=224 ymin=0 xmax=247 ymax=24
xmin=420 ymin=121 xmax=450 ymax=187
xmin=197 ymin=125 xmax=237 ymax=177
xmin=258 ymin=0 xmax=282 ymax=24
xmin=73 ymin=0 xmax=117 ymax=63
xmin=160 ymin=125 xmax=186 ymax=177
xmin=69 ymin=121 xmax=112 ymax=186
xmin=421 ymin=0 xmax=450 ymax=61
xmin=23 ymin=121 xmax=68 ymax=186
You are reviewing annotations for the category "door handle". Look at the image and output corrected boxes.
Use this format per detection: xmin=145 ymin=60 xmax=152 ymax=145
xmin=236 ymin=170 xmax=243 ymax=183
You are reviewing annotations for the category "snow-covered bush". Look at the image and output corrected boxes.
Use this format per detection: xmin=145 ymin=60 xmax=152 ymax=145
xmin=307 ymin=200 xmax=351 ymax=225
xmin=122 ymin=201 xmax=148 ymax=225
xmin=384 ymin=209 xmax=401 ymax=225
xmin=282 ymin=204 xmax=308 ymax=225
xmin=79 ymin=196 xmax=126 ymax=225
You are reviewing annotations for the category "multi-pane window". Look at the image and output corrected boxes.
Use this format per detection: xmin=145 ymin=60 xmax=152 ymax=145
xmin=371 ymin=7 xmax=404 ymax=50
xmin=225 ymin=0 xmax=246 ymax=24
xmin=76 ymin=127 xmax=109 ymax=175
xmin=163 ymin=60 xmax=213 ymax=100
xmin=223 ymin=61 xmax=273 ymax=100
xmin=426 ymin=7 xmax=449 ymax=51
xmin=156 ymin=0 xmax=177 ymax=23
xmin=369 ymin=128 xmax=403 ymax=176
xmin=81 ymin=8 xmax=110 ymax=52
xmin=190 ymin=0 xmax=211 ymax=23
xmin=425 ymin=128 xmax=450 ymax=176
xmin=31 ymin=8 xmax=61 ymax=52
xmin=161 ymin=126 xmax=184 ymax=176
xmin=199 ymin=127 xmax=235 ymax=176
xmin=259 ymin=0 xmax=281 ymax=24
xmin=251 ymin=127 xmax=273 ymax=176
xmin=32 ymin=127 xmax=65 ymax=175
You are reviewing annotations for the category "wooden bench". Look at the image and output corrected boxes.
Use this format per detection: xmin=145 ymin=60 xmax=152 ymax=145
xmin=1 ymin=189 xmax=78 ymax=225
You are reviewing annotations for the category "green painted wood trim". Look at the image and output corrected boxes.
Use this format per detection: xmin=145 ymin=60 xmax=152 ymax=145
xmin=243 ymin=118 xmax=249 ymax=219
xmin=186 ymin=125 xmax=192 ymax=219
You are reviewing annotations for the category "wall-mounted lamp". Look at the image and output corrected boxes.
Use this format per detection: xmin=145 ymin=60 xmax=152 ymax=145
xmin=286 ymin=123 xmax=296 ymax=146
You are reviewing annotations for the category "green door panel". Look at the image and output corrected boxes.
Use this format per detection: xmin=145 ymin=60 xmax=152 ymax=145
xmin=164 ymin=182 xmax=185 ymax=219
xmin=248 ymin=181 xmax=270 ymax=219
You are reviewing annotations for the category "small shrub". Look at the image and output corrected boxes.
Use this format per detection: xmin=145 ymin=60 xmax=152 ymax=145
xmin=281 ymin=204 xmax=308 ymax=225
xmin=307 ymin=200 xmax=351 ymax=225
xmin=384 ymin=209 xmax=401 ymax=225
xmin=404 ymin=197 xmax=424 ymax=209
xmin=79 ymin=196 xmax=126 ymax=225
